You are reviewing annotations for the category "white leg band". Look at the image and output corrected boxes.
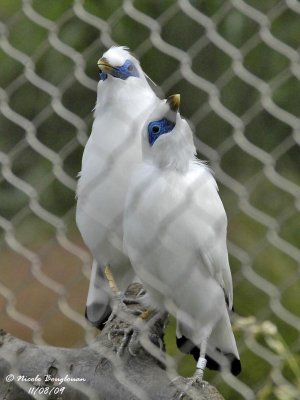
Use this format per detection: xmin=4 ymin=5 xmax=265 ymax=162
xmin=196 ymin=357 xmax=207 ymax=370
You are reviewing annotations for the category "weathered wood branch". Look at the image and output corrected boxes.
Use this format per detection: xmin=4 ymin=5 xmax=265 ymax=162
xmin=0 ymin=283 xmax=225 ymax=400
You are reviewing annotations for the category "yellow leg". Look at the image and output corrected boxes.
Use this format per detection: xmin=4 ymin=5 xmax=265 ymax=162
xmin=104 ymin=266 xmax=152 ymax=321
xmin=104 ymin=265 xmax=119 ymax=296
xmin=139 ymin=309 xmax=153 ymax=321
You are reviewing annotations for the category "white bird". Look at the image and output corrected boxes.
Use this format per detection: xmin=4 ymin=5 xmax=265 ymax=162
xmin=76 ymin=46 xmax=159 ymax=327
xmin=123 ymin=94 xmax=241 ymax=379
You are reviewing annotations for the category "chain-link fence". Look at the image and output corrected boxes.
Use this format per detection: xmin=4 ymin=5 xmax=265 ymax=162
xmin=0 ymin=0 xmax=299 ymax=399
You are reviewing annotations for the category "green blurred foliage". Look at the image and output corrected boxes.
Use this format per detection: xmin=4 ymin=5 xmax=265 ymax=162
xmin=0 ymin=1 xmax=299 ymax=399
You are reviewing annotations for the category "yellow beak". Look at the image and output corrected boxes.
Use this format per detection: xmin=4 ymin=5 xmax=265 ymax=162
xmin=97 ymin=57 xmax=113 ymax=73
xmin=167 ymin=94 xmax=180 ymax=112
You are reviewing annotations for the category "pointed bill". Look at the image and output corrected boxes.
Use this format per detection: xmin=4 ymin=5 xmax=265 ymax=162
xmin=165 ymin=94 xmax=180 ymax=123
xmin=167 ymin=94 xmax=180 ymax=112
xmin=97 ymin=57 xmax=113 ymax=74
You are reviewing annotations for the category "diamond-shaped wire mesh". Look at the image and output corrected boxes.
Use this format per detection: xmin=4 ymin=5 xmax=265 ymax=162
xmin=0 ymin=1 xmax=299 ymax=399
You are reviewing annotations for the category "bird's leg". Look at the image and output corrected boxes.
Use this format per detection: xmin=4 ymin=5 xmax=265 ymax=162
xmin=104 ymin=265 xmax=144 ymax=320
xmin=103 ymin=265 xmax=122 ymax=324
xmin=172 ymin=339 xmax=208 ymax=400
xmin=104 ymin=265 xmax=119 ymax=296
xmin=104 ymin=265 xmax=135 ymax=354
xmin=194 ymin=339 xmax=207 ymax=382
xmin=139 ymin=308 xmax=153 ymax=321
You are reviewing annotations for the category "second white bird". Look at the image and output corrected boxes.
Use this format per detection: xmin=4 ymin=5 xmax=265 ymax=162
xmin=123 ymin=94 xmax=241 ymax=378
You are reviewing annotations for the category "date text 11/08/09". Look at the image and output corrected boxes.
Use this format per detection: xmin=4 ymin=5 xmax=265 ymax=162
xmin=28 ymin=386 xmax=66 ymax=396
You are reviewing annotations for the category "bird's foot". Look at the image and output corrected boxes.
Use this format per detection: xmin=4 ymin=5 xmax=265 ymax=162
xmin=104 ymin=279 xmax=161 ymax=357
xmin=171 ymin=370 xmax=208 ymax=400
xmin=107 ymin=306 xmax=155 ymax=357
xmin=108 ymin=326 xmax=135 ymax=356
xmin=104 ymin=292 xmax=143 ymax=325
xmin=125 ymin=309 xmax=161 ymax=356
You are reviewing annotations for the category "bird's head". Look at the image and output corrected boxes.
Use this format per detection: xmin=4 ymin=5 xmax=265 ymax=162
xmin=97 ymin=46 xmax=142 ymax=82
xmin=142 ymin=94 xmax=196 ymax=172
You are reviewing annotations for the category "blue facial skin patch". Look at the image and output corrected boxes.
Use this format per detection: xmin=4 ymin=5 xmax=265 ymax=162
xmin=99 ymin=71 xmax=108 ymax=81
xmin=111 ymin=59 xmax=140 ymax=80
xmin=148 ymin=118 xmax=175 ymax=146
xmin=99 ymin=60 xmax=139 ymax=81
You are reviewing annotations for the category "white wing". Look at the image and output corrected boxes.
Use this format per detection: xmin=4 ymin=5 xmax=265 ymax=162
xmin=76 ymin=64 xmax=159 ymax=326
xmin=165 ymin=162 xmax=233 ymax=309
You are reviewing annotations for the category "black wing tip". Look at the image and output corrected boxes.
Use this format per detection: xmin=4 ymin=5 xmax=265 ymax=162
xmin=176 ymin=336 xmax=242 ymax=376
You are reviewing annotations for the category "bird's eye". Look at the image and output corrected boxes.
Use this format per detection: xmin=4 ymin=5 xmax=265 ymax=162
xmin=127 ymin=64 xmax=134 ymax=72
xmin=152 ymin=125 xmax=160 ymax=134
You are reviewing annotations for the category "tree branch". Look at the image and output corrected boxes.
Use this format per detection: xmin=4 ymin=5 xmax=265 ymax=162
xmin=0 ymin=283 xmax=225 ymax=400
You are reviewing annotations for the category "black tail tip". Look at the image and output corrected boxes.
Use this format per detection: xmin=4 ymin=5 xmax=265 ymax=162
xmin=85 ymin=305 xmax=111 ymax=330
xmin=176 ymin=336 xmax=242 ymax=376
xmin=230 ymin=357 xmax=242 ymax=376
xmin=206 ymin=351 xmax=242 ymax=376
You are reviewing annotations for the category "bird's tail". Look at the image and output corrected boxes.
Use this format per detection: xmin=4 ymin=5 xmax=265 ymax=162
xmin=177 ymin=311 xmax=241 ymax=376
xmin=85 ymin=260 xmax=112 ymax=329
xmin=206 ymin=311 xmax=241 ymax=375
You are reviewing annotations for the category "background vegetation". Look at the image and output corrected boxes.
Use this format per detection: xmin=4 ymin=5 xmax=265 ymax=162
xmin=0 ymin=1 xmax=299 ymax=399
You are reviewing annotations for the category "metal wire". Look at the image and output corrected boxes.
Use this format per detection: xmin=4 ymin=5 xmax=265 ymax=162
xmin=0 ymin=0 xmax=299 ymax=399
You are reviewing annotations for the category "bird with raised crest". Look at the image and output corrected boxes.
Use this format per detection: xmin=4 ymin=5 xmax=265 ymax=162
xmin=76 ymin=46 xmax=159 ymax=328
xmin=123 ymin=94 xmax=241 ymax=384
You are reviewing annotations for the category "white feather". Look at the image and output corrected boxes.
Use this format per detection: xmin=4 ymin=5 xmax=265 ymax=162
xmin=123 ymin=100 xmax=239 ymax=362
xmin=76 ymin=46 xmax=159 ymax=321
